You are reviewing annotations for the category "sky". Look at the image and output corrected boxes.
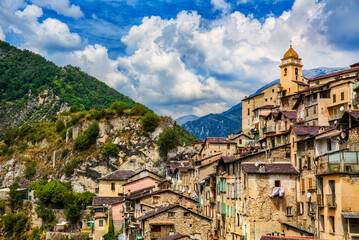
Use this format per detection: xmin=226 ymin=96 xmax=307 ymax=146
xmin=0 ymin=0 xmax=359 ymax=118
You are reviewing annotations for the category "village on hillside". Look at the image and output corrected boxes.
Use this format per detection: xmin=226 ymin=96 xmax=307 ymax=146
xmin=2 ymin=45 xmax=359 ymax=240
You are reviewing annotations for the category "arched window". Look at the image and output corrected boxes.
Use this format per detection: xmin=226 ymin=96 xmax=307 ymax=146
xmin=295 ymin=68 xmax=298 ymax=75
xmin=284 ymin=68 xmax=287 ymax=76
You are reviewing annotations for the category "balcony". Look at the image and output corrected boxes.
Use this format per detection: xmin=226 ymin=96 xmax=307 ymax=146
xmin=326 ymin=194 xmax=336 ymax=208
xmin=326 ymin=151 xmax=359 ymax=173
xmin=151 ymin=232 xmax=167 ymax=239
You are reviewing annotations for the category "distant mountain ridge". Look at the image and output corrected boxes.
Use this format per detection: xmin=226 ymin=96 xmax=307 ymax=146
xmin=182 ymin=67 xmax=347 ymax=140
xmin=175 ymin=115 xmax=199 ymax=126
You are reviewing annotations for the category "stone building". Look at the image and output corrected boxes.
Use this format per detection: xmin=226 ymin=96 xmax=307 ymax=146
xmin=240 ymin=162 xmax=301 ymax=240
xmin=136 ymin=204 xmax=212 ymax=240
xmin=199 ymin=137 xmax=237 ymax=160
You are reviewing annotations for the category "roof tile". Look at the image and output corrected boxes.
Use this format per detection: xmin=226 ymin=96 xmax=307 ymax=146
xmin=241 ymin=163 xmax=299 ymax=175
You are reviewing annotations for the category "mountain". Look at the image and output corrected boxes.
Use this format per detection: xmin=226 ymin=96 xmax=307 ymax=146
xmin=0 ymin=40 xmax=136 ymax=134
xmin=183 ymin=67 xmax=347 ymax=140
xmin=175 ymin=115 xmax=199 ymax=126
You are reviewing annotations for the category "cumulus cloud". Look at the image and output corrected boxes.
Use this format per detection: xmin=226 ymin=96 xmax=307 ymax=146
xmin=29 ymin=0 xmax=83 ymax=18
xmin=193 ymin=102 xmax=228 ymax=117
xmin=211 ymin=0 xmax=231 ymax=13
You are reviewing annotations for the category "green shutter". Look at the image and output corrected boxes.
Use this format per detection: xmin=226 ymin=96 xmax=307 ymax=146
xmin=231 ymin=206 xmax=233 ymax=217
xmin=224 ymin=203 xmax=226 ymax=215
xmin=227 ymin=206 xmax=229 ymax=217
xmin=223 ymin=180 xmax=226 ymax=191
xmin=218 ymin=180 xmax=222 ymax=192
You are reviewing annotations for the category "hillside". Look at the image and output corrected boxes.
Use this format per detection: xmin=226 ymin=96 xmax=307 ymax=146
xmin=0 ymin=40 xmax=136 ymax=134
xmin=183 ymin=67 xmax=347 ymax=140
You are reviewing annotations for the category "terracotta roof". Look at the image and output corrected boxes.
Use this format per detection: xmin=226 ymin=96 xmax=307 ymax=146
xmin=128 ymin=169 xmax=164 ymax=180
xmin=126 ymin=189 xmax=197 ymax=203
xmin=291 ymin=125 xmax=334 ymax=136
xmin=122 ymin=176 xmax=158 ymax=186
xmin=350 ymin=62 xmax=359 ymax=68
xmin=230 ymin=133 xmax=251 ymax=140
xmin=308 ymin=66 xmax=358 ymax=81
xmin=258 ymin=131 xmax=290 ymax=142
xmin=206 ymin=137 xmax=236 ymax=144
xmin=261 ymin=236 xmax=325 ymax=240
xmin=241 ymin=163 xmax=299 ymax=175
xmin=136 ymin=204 xmax=211 ymax=222
xmin=92 ymin=196 xmax=124 ymax=206
xmin=157 ymin=233 xmax=190 ymax=240
xmin=99 ymin=170 xmax=137 ymax=181
xmin=347 ymin=110 xmax=359 ymax=119
xmin=168 ymin=161 xmax=191 ymax=173
xmin=291 ymin=80 xmax=309 ymax=86
xmin=265 ymin=112 xmax=279 ymax=120
xmin=254 ymin=105 xmax=279 ymax=111
xmin=283 ymin=47 xmax=299 ymax=59
xmin=315 ymin=129 xmax=341 ymax=140
xmin=277 ymin=111 xmax=297 ymax=120
xmin=221 ymin=156 xmax=236 ymax=163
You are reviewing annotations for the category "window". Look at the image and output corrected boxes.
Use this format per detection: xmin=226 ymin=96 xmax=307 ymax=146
xmin=184 ymin=212 xmax=190 ymax=217
xmin=341 ymin=92 xmax=344 ymax=101
xmin=333 ymin=94 xmax=336 ymax=103
xmin=299 ymin=158 xmax=302 ymax=170
xmin=308 ymin=157 xmax=311 ymax=170
xmin=168 ymin=212 xmax=175 ymax=217
xmin=111 ymin=183 xmax=115 ymax=191
xmin=306 ymin=109 xmax=309 ymax=117
xmin=326 ymin=139 xmax=332 ymax=151
xmin=298 ymin=202 xmax=304 ymax=215
xmin=248 ymin=119 xmax=250 ymax=125
xmin=237 ymin=213 xmax=240 ymax=227
xmin=239 ymin=139 xmax=242 ymax=145
xmin=313 ymin=106 xmax=317 ymax=114
xmin=295 ymin=68 xmax=298 ymax=75
xmin=274 ymin=180 xmax=281 ymax=187
xmin=320 ymin=215 xmax=325 ymax=232
xmin=247 ymin=108 xmax=250 ymax=115
xmin=308 ymin=202 xmax=314 ymax=212
xmin=227 ymin=144 xmax=230 ymax=149
xmin=265 ymin=98 xmax=268 ymax=102
xmin=287 ymin=207 xmax=293 ymax=216
xmin=329 ymin=216 xmax=335 ymax=233
xmin=301 ymin=178 xmax=305 ymax=192
xmin=153 ymin=196 xmax=159 ymax=204
xmin=284 ymin=68 xmax=287 ymax=76
xmin=99 ymin=220 xmax=104 ymax=227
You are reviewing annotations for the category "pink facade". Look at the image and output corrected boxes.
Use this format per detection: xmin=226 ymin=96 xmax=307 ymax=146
xmin=123 ymin=176 xmax=158 ymax=194
xmin=111 ymin=202 xmax=125 ymax=221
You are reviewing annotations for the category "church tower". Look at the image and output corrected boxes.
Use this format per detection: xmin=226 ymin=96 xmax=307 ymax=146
xmin=279 ymin=43 xmax=303 ymax=96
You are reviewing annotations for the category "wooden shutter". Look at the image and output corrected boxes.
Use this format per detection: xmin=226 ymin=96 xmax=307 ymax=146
xmin=301 ymin=178 xmax=305 ymax=192
xmin=309 ymin=178 xmax=313 ymax=190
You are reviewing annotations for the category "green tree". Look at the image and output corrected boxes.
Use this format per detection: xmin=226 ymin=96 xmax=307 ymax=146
xmin=103 ymin=219 xmax=117 ymax=240
xmin=101 ymin=142 xmax=119 ymax=159
xmin=141 ymin=112 xmax=160 ymax=132
xmin=24 ymin=166 xmax=36 ymax=179
xmin=65 ymin=203 xmax=81 ymax=223
xmin=130 ymin=103 xmax=148 ymax=116
xmin=8 ymin=182 xmax=23 ymax=213
xmin=0 ymin=212 xmax=30 ymax=240
xmin=70 ymin=105 xmax=81 ymax=113
xmin=74 ymin=121 xmax=99 ymax=151
xmin=35 ymin=204 xmax=56 ymax=227
xmin=111 ymin=101 xmax=127 ymax=115
xmin=30 ymin=179 xmax=69 ymax=207
xmin=158 ymin=128 xmax=181 ymax=158
xmin=55 ymin=120 xmax=65 ymax=133
xmin=4 ymin=126 xmax=18 ymax=146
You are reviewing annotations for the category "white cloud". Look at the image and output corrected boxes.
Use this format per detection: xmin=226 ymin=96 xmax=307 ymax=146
xmin=211 ymin=0 xmax=231 ymax=13
xmin=29 ymin=0 xmax=83 ymax=18
xmin=0 ymin=27 xmax=5 ymax=40
xmin=193 ymin=102 xmax=228 ymax=117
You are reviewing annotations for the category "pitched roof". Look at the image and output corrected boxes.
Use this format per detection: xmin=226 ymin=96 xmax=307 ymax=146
xmin=136 ymin=204 xmax=211 ymax=222
xmin=99 ymin=169 xmax=137 ymax=181
xmin=276 ymin=111 xmax=297 ymax=120
xmin=157 ymin=233 xmax=189 ymax=240
xmin=92 ymin=196 xmax=124 ymax=206
xmin=265 ymin=112 xmax=279 ymax=120
xmin=291 ymin=125 xmax=334 ymax=136
xmin=127 ymin=169 xmax=164 ymax=181
xmin=241 ymin=163 xmax=299 ymax=175
xmin=347 ymin=110 xmax=359 ymax=119
xmin=291 ymin=80 xmax=309 ymax=86
xmin=230 ymin=133 xmax=252 ymax=140
xmin=221 ymin=156 xmax=236 ymax=163
xmin=126 ymin=189 xmax=197 ymax=203
xmin=308 ymin=66 xmax=358 ymax=81
xmin=254 ymin=105 xmax=280 ymax=111
xmin=206 ymin=137 xmax=236 ymax=144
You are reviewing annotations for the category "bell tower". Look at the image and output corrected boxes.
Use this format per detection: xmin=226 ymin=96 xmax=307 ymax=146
xmin=279 ymin=42 xmax=303 ymax=96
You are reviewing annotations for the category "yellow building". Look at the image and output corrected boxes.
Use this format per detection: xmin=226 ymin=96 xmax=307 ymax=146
xmin=98 ymin=169 xmax=137 ymax=197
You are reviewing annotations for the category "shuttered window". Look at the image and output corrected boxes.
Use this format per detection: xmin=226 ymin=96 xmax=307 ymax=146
xmin=301 ymin=178 xmax=305 ymax=192
xmin=308 ymin=178 xmax=313 ymax=190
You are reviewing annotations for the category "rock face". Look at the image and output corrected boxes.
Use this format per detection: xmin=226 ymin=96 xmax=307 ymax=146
xmin=0 ymin=116 xmax=196 ymax=192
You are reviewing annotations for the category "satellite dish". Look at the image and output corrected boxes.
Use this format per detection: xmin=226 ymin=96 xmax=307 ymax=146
xmin=341 ymin=132 xmax=347 ymax=139
xmin=255 ymin=162 xmax=259 ymax=167
xmin=334 ymin=120 xmax=337 ymax=125
xmin=306 ymin=193 xmax=311 ymax=198
xmin=340 ymin=106 xmax=345 ymax=112
xmin=354 ymin=92 xmax=357 ymax=96
xmin=262 ymin=142 xmax=266 ymax=148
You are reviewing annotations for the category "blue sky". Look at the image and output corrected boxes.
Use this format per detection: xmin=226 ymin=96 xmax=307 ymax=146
xmin=1 ymin=0 xmax=359 ymax=118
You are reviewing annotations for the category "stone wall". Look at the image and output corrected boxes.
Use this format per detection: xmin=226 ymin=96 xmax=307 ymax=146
xmin=142 ymin=206 xmax=212 ymax=240
xmin=139 ymin=191 xmax=197 ymax=211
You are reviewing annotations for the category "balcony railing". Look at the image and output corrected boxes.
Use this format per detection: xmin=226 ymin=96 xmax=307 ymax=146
xmin=326 ymin=194 xmax=336 ymax=208
xmin=151 ymin=232 xmax=167 ymax=239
